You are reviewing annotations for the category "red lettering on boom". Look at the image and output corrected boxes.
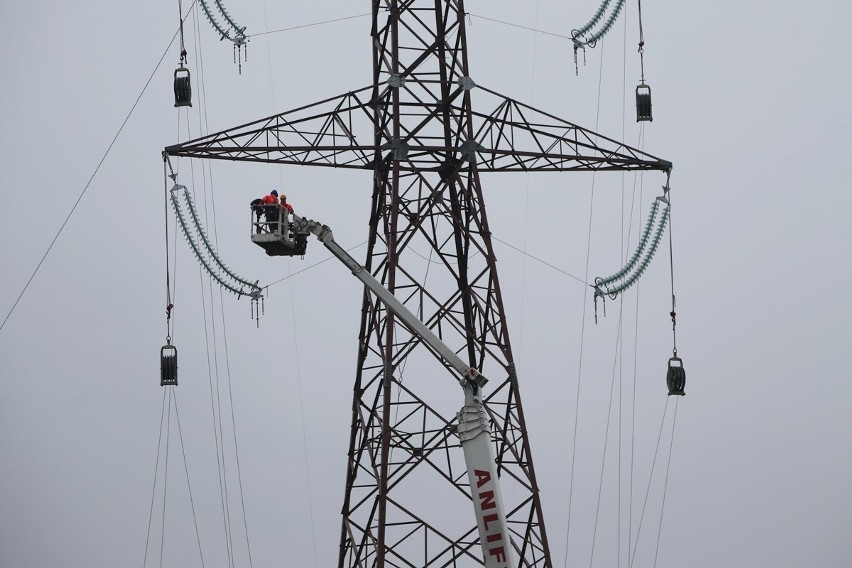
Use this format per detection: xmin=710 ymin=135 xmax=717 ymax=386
xmin=474 ymin=469 xmax=491 ymax=489
xmin=473 ymin=470 xmax=508 ymax=565
xmin=488 ymin=547 xmax=507 ymax=563
xmin=479 ymin=490 xmax=496 ymax=510
xmin=482 ymin=513 xmax=499 ymax=531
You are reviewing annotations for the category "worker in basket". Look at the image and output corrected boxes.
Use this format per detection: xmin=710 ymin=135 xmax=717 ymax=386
xmin=280 ymin=193 xmax=294 ymax=218
xmin=260 ymin=189 xmax=280 ymax=233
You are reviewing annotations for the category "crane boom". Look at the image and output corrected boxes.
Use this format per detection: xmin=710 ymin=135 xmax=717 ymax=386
xmin=290 ymin=215 xmax=516 ymax=568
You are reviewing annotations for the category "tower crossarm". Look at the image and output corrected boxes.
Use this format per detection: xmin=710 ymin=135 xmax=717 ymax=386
xmin=163 ymin=87 xmax=670 ymax=174
xmin=467 ymin=86 xmax=670 ymax=172
xmin=164 ymin=87 xmax=379 ymax=169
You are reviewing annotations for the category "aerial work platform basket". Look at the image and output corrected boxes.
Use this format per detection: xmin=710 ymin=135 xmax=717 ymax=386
xmin=250 ymin=204 xmax=308 ymax=257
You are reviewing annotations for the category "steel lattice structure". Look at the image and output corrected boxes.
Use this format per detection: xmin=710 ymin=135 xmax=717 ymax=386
xmin=165 ymin=2 xmax=670 ymax=567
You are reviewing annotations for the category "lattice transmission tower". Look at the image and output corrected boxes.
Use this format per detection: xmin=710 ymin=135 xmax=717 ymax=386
xmin=165 ymin=2 xmax=670 ymax=566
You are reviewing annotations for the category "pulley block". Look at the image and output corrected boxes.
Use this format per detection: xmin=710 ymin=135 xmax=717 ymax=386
xmin=160 ymin=344 xmax=178 ymax=386
xmin=174 ymin=67 xmax=192 ymax=108
xmin=666 ymin=356 xmax=685 ymax=396
xmin=636 ymin=83 xmax=652 ymax=122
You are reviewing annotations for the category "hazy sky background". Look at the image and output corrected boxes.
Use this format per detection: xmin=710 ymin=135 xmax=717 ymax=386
xmin=1 ymin=1 xmax=851 ymax=567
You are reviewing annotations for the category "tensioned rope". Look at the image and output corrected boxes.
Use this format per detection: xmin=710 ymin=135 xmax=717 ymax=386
xmin=196 ymin=255 xmax=237 ymax=568
xmin=259 ymin=1 xmax=318 ymax=561
xmin=629 ymin=127 xmax=646 ymax=567
xmin=468 ymin=13 xmax=575 ymax=41
xmin=283 ymin=261 xmax=320 ymax=568
xmin=617 ymin=16 xmax=631 ymax=565
xmin=666 ymin=181 xmax=679 ymax=357
xmin=491 ymin=236 xmax=589 ymax=287
xmin=142 ymin=387 xmax=207 ymax=568
xmin=467 ymin=10 xmax=626 ymax=74
xmin=159 ymin=391 xmax=172 ymax=568
xmin=652 ymin=154 xmax=682 ymax=568
xmin=164 ymin=161 xmax=175 ymax=344
xmin=170 ymin=389 xmax=208 ymax=568
xmin=589 ymin=311 xmax=625 ymax=568
xmin=248 ymin=12 xmax=371 ymax=38
xmin=185 ymin=14 xmax=237 ymax=567
xmin=628 ymin=397 xmax=671 ymax=568
xmin=199 ymin=127 xmax=256 ymax=568
xmin=563 ymin=36 xmax=608 ymax=568
xmin=0 ymin=6 xmax=366 ymax=336
xmin=0 ymin=1 xmax=198 ymax=336
xmin=653 ymin=397 xmax=679 ymax=568
xmin=221 ymin=318 xmax=255 ymax=568
xmin=628 ymin=395 xmax=678 ymax=568
xmin=585 ymin=131 xmax=676 ymax=568
xmin=590 ymin=14 xmax=636 ymax=563
xmin=516 ymin=0 xmax=542 ymax=375
xmin=264 ymin=241 xmax=368 ymax=289
xmin=199 ymin=34 xmax=256 ymax=561
xmin=142 ymin=389 xmax=168 ymax=568
xmin=187 ymin=10 xmax=255 ymax=565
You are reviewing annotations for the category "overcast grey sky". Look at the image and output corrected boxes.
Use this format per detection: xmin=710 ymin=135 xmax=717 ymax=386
xmin=1 ymin=1 xmax=851 ymax=567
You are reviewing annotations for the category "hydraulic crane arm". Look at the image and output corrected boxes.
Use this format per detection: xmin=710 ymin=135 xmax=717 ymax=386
xmin=293 ymin=216 xmax=479 ymax=383
xmin=291 ymin=214 xmax=516 ymax=568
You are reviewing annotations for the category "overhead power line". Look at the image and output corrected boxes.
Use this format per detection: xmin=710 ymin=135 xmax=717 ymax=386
xmin=468 ymin=13 xmax=575 ymax=41
xmin=248 ymin=13 xmax=371 ymax=38
xmin=491 ymin=235 xmax=589 ymax=287
xmin=0 ymin=3 xmax=198 ymax=335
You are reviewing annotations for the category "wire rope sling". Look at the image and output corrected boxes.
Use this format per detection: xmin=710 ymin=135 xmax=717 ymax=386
xmin=162 ymin=170 xmax=178 ymax=386
xmin=635 ymin=0 xmax=653 ymax=122
xmin=173 ymin=0 xmax=192 ymax=107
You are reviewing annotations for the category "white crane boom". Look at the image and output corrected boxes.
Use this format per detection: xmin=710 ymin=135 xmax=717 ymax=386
xmin=290 ymin=215 xmax=516 ymax=568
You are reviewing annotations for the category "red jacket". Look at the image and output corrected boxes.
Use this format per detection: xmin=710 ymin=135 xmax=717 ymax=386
xmin=261 ymin=194 xmax=279 ymax=205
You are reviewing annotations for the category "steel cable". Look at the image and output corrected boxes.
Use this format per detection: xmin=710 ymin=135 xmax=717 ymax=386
xmin=142 ymin=389 xmax=168 ymax=568
xmin=564 ymin=37 xmax=607 ymax=568
xmin=172 ymin=390 xmax=208 ymax=568
xmin=589 ymin=309 xmax=624 ymax=568
xmin=0 ymin=2 xmax=198 ymax=335
xmin=653 ymin=397 xmax=679 ymax=567
xmin=629 ymin=398 xmax=670 ymax=568
xmin=158 ymin=391 xmax=173 ymax=568
xmin=178 ymin=21 xmax=235 ymax=561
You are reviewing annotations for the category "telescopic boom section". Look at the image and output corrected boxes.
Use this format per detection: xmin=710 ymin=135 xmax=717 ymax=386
xmin=291 ymin=215 xmax=517 ymax=568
